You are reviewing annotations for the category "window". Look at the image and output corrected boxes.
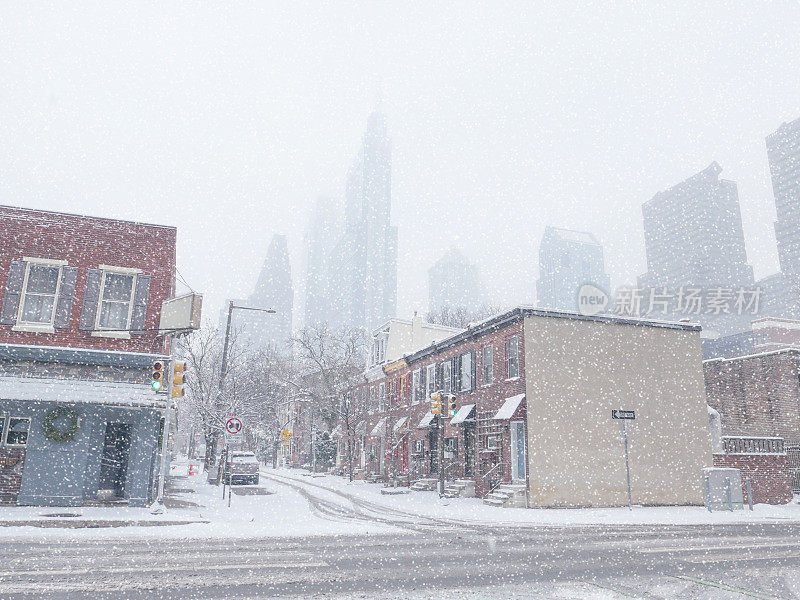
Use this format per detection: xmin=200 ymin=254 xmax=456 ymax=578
xmin=361 ymin=387 xmax=367 ymax=412
xmin=444 ymin=437 xmax=458 ymax=455
xmin=379 ymin=383 xmax=386 ymax=413
xmin=441 ymin=360 xmax=452 ymax=394
xmin=487 ymin=434 xmax=499 ymax=450
xmin=426 ymin=364 xmax=436 ymax=397
xmin=371 ymin=334 xmax=387 ymax=366
xmin=506 ymin=336 xmax=519 ymax=379
xmin=482 ymin=345 xmax=493 ymax=385
xmin=370 ymin=387 xmax=377 ymax=414
xmin=18 ymin=262 xmax=62 ymax=325
xmin=5 ymin=417 xmax=30 ymax=446
xmin=97 ymin=270 xmax=137 ymax=330
xmin=458 ymin=351 xmax=473 ymax=392
xmin=413 ymin=440 xmax=424 ymax=454
xmin=411 ymin=370 xmax=420 ymax=404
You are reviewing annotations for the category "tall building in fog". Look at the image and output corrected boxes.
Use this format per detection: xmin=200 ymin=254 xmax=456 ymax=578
xmin=537 ymin=227 xmax=610 ymax=312
xmin=428 ymin=248 xmax=486 ymax=315
xmin=638 ymin=162 xmax=754 ymax=334
xmin=766 ymin=117 xmax=800 ymax=305
xmin=303 ymin=196 xmax=339 ymax=328
xmin=304 ymin=111 xmax=397 ymax=331
xmin=226 ymin=234 xmax=293 ymax=353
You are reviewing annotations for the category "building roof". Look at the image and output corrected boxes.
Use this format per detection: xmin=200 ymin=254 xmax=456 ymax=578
xmin=704 ymin=347 xmax=800 ymax=364
xmin=545 ymin=227 xmax=600 ymax=246
xmin=0 ymin=204 xmax=176 ymax=231
xmin=405 ymin=306 xmax=701 ymax=365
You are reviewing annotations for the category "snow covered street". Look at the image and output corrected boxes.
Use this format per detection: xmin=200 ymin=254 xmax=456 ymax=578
xmin=0 ymin=462 xmax=799 ymax=598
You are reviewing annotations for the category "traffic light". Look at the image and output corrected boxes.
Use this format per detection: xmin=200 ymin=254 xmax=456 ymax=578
xmin=447 ymin=395 xmax=457 ymax=417
xmin=430 ymin=392 xmax=441 ymax=416
xmin=152 ymin=360 xmax=165 ymax=392
xmin=172 ymin=360 xmax=186 ymax=398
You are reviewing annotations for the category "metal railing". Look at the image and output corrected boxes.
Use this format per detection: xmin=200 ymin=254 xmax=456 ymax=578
xmin=481 ymin=462 xmax=507 ymax=496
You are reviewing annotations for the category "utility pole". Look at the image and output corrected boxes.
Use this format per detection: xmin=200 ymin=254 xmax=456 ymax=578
xmin=214 ymin=301 xmax=276 ymax=483
xmin=438 ymin=414 xmax=445 ymax=496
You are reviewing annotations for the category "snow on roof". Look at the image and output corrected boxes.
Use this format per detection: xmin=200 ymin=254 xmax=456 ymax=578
xmin=492 ymin=394 xmax=525 ymax=420
xmin=450 ymin=404 xmax=475 ymax=425
xmin=0 ymin=376 xmax=167 ymax=409
xmin=703 ymin=347 xmax=800 ymax=364
xmin=369 ymin=417 xmax=386 ymax=438
xmin=393 ymin=416 xmax=408 ymax=432
xmin=418 ymin=411 xmax=435 ymax=429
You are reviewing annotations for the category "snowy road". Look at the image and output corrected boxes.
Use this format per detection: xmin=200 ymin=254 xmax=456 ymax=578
xmin=2 ymin=471 xmax=800 ymax=598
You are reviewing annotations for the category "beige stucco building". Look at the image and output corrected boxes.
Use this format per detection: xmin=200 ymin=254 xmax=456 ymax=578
xmin=524 ymin=313 xmax=712 ymax=507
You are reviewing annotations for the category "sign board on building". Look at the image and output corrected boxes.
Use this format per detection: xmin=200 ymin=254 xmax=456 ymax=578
xmin=612 ymin=410 xmax=635 ymax=420
xmin=159 ymin=293 xmax=203 ymax=332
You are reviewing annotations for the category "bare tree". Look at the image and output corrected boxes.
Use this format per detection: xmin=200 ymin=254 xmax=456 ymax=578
xmin=292 ymin=324 xmax=367 ymax=481
xmin=176 ymin=326 xmax=296 ymax=472
xmin=426 ymin=304 xmax=504 ymax=329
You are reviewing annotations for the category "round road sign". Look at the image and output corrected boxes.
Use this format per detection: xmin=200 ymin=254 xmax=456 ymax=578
xmin=225 ymin=417 xmax=242 ymax=435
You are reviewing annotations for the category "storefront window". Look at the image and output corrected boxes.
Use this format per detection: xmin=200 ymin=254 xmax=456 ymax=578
xmin=5 ymin=417 xmax=31 ymax=446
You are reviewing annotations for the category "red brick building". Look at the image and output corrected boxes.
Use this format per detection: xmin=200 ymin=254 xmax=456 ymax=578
xmin=344 ymin=307 xmax=714 ymax=508
xmin=0 ymin=205 xmax=176 ymax=506
xmin=704 ymin=349 xmax=800 ymax=500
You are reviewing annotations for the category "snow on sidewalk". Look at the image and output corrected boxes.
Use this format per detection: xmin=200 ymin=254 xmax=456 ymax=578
xmin=270 ymin=468 xmax=800 ymax=527
xmin=0 ymin=462 xmax=399 ymax=541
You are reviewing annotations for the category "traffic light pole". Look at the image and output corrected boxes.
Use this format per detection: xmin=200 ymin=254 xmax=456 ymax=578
xmin=438 ymin=414 xmax=445 ymax=497
xmin=155 ymin=359 xmax=174 ymax=505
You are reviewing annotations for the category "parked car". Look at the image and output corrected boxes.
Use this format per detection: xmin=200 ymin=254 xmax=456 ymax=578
xmin=224 ymin=451 xmax=259 ymax=485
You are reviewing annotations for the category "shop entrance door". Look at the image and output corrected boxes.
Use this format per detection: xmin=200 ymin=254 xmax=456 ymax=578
xmin=99 ymin=423 xmax=132 ymax=498
xmin=464 ymin=423 xmax=476 ymax=477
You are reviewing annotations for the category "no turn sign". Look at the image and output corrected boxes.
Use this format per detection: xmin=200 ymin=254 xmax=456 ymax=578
xmin=225 ymin=417 xmax=243 ymax=434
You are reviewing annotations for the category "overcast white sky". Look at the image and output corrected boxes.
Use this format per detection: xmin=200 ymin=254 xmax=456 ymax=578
xmin=2 ymin=3 xmax=799 ymax=327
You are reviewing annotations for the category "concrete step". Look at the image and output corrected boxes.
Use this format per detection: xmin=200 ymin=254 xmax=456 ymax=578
xmin=483 ymin=497 xmax=504 ymax=507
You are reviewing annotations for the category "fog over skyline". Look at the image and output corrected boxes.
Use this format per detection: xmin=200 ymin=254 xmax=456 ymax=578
xmin=3 ymin=3 xmax=799 ymax=327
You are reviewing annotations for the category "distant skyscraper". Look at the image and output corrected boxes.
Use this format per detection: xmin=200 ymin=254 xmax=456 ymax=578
xmin=227 ymin=234 xmax=293 ymax=352
xmin=303 ymin=111 xmax=397 ymax=331
xmin=428 ymin=248 xmax=486 ymax=315
xmin=638 ymin=162 xmax=754 ymax=334
xmin=536 ymin=227 xmax=610 ymax=312
xmin=766 ymin=117 xmax=800 ymax=297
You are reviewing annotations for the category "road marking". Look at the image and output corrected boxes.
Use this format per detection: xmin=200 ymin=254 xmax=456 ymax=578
xmin=0 ymin=561 xmax=327 ymax=578
xmin=674 ymin=575 xmax=781 ymax=599
xmin=638 ymin=541 xmax=800 ymax=553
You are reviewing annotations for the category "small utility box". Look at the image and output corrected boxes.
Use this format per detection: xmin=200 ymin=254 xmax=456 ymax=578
xmin=703 ymin=467 xmax=743 ymax=511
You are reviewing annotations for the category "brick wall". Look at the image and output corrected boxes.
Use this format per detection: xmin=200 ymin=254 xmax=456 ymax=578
xmin=356 ymin=317 xmax=527 ymax=495
xmin=704 ymin=350 xmax=800 ymax=446
xmin=712 ymin=453 xmax=793 ymax=505
xmin=0 ymin=205 xmax=176 ymax=355
xmin=0 ymin=448 xmax=25 ymax=505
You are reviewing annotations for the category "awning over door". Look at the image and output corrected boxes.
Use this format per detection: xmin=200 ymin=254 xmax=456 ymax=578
xmin=355 ymin=421 xmax=366 ymax=436
xmin=418 ymin=411 xmax=435 ymax=429
xmin=450 ymin=404 xmax=476 ymax=425
xmin=369 ymin=417 xmax=387 ymax=437
xmin=492 ymin=394 xmax=525 ymax=420
xmin=393 ymin=416 xmax=409 ymax=433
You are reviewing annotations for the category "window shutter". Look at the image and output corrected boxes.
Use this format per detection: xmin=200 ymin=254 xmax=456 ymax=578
xmin=435 ymin=363 xmax=442 ymax=391
xmin=0 ymin=261 xmax=26 ymax=325
xmin=420 ymin=369 xmax=426 ymax=399
xmin=79 ymin=269 xmax=102 ymax=331
xmin=53 ymin=266 xmax=78 ymax=329
xmin=130 ymin=274 xmax=151 ymax=334
xmin=470 ymin=350 xmax=476 ymax=391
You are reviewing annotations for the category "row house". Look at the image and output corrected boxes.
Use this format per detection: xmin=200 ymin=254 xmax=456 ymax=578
xmin=0 ymin=205 xmax=176 ymax=506
xmin=347 ymin=306 xmax=714 ymax=508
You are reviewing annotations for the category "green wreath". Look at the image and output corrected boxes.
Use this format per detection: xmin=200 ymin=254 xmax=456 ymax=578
xmin=42 ymin=407 xmax=80 ymax=443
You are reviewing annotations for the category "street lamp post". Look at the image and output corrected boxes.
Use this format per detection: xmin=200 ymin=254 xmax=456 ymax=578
xmin=214 ymin=301 xmax=276 ymax=485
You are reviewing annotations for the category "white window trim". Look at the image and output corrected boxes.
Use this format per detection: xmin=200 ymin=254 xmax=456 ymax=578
xmin=98 ymin=264 xmax=142 ymax=275
xmin=92 ymin=267 xmax=138 ymax=339
xmin=3 ymin=416 xmax=31 ymax=447
xmin=426 ymin=364 xmax=436 ymax=397
xmin=411 ymin=369 xmax=421 ymax=405
xmin=13 ymin=260 xmax=64 ymax=332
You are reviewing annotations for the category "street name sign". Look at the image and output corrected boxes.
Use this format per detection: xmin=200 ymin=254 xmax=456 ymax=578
xmin=612 ymin=410 xmax=635 ymax=420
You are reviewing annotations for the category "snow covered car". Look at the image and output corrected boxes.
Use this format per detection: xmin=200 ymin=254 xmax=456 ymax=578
xmin=223 ymin=451 xmax=260 ymax=485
